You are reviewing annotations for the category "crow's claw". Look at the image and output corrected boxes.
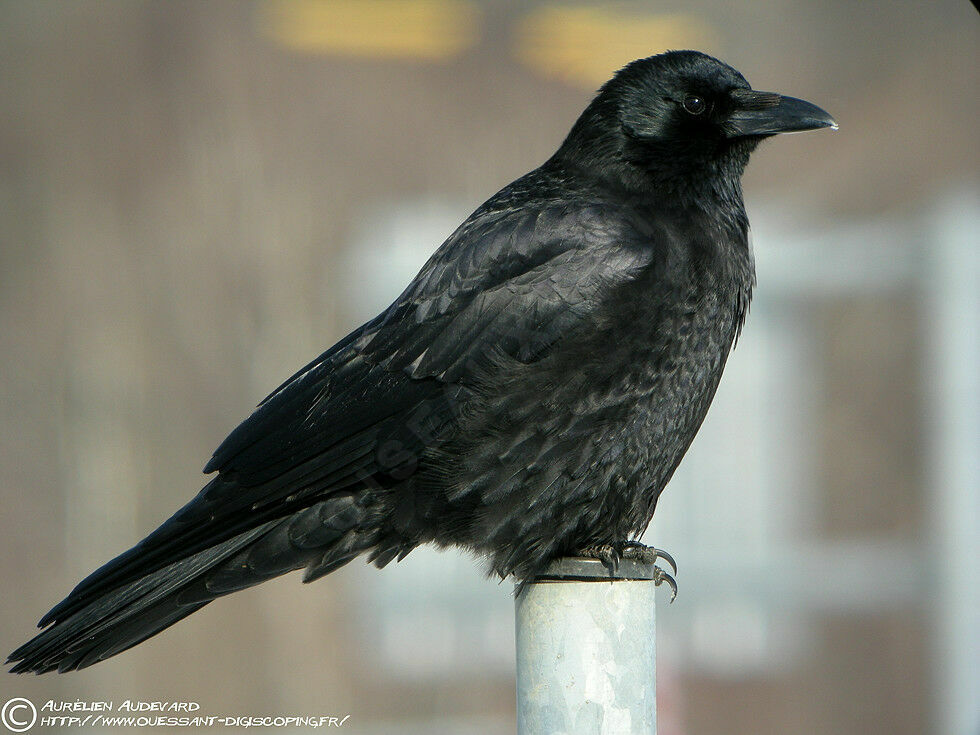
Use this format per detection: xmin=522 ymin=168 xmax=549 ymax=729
xmin=619 ymin=541 xmax=677 ymax=576
xmin=576 ymin=543 xmax=621 ymax=571
xmin=575 ymin=541 xmax=679 ymax=601
xmin=652 ymin=566 xmax=678 ymax=603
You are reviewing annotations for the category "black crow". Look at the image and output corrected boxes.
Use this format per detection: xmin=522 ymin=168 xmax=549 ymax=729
xmin=8 ymin=50 xmax=834 ymax=674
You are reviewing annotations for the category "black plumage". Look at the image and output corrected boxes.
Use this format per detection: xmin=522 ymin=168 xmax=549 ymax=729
xmin=8 ymin=50 xmax=834 ymax=674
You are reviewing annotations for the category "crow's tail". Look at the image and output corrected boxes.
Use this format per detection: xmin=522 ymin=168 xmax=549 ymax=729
xmin=8 ymin=495 xmax=376 ymax=675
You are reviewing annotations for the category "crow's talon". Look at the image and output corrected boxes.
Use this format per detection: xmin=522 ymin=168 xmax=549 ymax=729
xmin=576 ymin=541 xmax=678 ymax=600
xmin=653 ymin=566 xmax=678 ymax=603
xmin=577 ymin=544 xmax=621 ymax=572
xmin=618 ymin=541 xmax=677 ymax=576
xmin=616 ymin=541 xmax=679 ymax=601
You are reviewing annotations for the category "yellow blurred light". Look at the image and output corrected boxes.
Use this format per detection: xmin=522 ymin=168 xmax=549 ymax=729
xmin=259 ymin=0 xmax=480 ymax=61
xmin=514 ymin=5 xmax=717 ymax=89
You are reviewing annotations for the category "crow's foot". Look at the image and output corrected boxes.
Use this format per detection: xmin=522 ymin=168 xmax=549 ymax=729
xmin=575 ymin=541 xmax=678 ymax=602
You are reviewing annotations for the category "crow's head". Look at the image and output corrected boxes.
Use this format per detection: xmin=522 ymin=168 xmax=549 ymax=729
xmin=557 ymin=50 xmax=836 ymax=192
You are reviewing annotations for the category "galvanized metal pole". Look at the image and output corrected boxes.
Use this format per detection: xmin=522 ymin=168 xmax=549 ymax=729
xmin=515 ymin=558 xmax=659 ymax=735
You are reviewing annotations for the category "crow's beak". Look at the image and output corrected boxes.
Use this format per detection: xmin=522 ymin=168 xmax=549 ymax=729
xmin=725 ymin=90 xmax=837 ymax=137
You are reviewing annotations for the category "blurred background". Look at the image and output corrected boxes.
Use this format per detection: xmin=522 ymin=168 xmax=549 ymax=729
xmin=1 ymin=2 xmax=977 ymax=734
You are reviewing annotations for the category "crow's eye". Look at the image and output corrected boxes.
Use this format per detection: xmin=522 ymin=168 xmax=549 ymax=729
xmin=682 ymin=94 xmax=708 ymax=115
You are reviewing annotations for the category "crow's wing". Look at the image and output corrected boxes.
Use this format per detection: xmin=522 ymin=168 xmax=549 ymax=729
xmin=356 ymin=199 xmax=654 ymax=382
xmin=41 ymin=192 xmax=654 ymax=624
xmin=210 ymin=193 xmax=654 ymax=480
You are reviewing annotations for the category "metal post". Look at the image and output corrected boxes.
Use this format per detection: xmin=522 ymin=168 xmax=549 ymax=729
xmin=515 ymin=558 xmax=659 ymax=735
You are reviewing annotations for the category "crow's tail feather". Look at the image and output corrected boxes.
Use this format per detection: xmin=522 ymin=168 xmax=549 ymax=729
xmin=8 ymin=495 xmax=378 ymax=675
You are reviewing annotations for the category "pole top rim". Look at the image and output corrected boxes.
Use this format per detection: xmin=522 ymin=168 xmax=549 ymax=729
xmin=530 ymin=556 xmax=661 ymax=582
